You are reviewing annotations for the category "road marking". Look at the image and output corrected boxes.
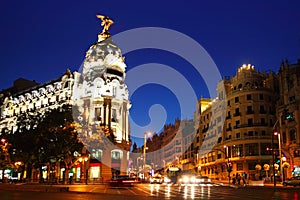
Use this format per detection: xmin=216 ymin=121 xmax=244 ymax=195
xmin=117 ymin=189 xmax=121 ymax=194
xmin=136 ymin=186 xmax=152 ymax=196
xmin=89 ymin=186 xmax=99 ymax=193
xmin=127 ymin=188 xmax=138 ymax=195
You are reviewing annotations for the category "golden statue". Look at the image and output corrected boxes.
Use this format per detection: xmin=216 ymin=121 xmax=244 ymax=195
xmin=96 ymin=14 xmax=114 ymax=34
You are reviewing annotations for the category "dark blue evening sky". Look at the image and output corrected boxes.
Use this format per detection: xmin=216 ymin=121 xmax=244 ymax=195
xmin=1 ymin=0 xmax=299 ymax=146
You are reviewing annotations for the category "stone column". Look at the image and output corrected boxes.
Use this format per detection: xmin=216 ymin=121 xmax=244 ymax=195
xmin=120 ymin=150 xmax=128 ymax=175
xmin=101 ymin=149 xmax=112 ymax=182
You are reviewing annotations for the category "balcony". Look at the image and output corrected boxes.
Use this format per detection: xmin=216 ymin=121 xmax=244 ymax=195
xmin=233 ymin=112 xmax=241 ymax=117
xmin=202 ymin=127 xmax=209 ymax=133
xmin=234 ymin=123 xmax=268 ymax=129
xmin=246 ymin=110 xmax=254 ymax=114
xmin=226 ymin=127 xmax=232 ymax=131
xmin=234 ymin=124 xmax=240 ymax=129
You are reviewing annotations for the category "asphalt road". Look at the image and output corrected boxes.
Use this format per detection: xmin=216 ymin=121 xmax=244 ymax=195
xmin=0 ymin=183 xmax=299 ymax=200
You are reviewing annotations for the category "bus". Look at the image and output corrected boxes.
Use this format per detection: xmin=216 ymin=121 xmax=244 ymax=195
xmin=165 ymin=166 xmax=181 ymax=183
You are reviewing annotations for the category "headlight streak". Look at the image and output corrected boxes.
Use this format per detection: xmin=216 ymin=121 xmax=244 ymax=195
xmin=165 ymin=184 xmax=171 ymax=198
xmin=184 ymin=186 xmax=188 ymax=199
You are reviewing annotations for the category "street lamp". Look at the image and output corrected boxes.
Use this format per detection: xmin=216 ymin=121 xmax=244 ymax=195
xmin=143 ymin=132 xmax=152 ymax=180
xmin=0 ymin=138 xmax=9 ymax=161
xmin=143 ymin=132 xmax=152 ymax=168
xmin=274 ymin=131 xmax=283 ymax=184
xmin=223 ymin=145 xmax=231 ymax=184
xmin=79 ymin=156 xmax=89 ymax=184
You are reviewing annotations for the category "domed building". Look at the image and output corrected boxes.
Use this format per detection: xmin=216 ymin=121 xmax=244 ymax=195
xmin=72 ymin=15 xmax=131 ymax=181
xmin=0 ymin=15 xmax=131 ymax=183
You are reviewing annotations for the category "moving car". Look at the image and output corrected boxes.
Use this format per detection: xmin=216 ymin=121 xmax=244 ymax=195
xmin=150 ymin=175 xmax=163 ymax=184
xmin=109 ymin=175 xmax=136 ymax=187
xmin=283 ymin=176 xmax=300 ymax=187
xmin=195 ymin=176 xmax=211 ymax=184
xmin=178 ymin=174 xmax=211 ymax=185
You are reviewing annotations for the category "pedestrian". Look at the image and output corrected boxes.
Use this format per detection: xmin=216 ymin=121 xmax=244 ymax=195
xmin=237 ymin=174 xmax=241 ymax=185
xmin=69 ymin=176 xmax=73 ymax=184
xmin=242 ymin=172 xmax=247 ymax=185
xmin=232 ymin=175 xmax=236 ymax=184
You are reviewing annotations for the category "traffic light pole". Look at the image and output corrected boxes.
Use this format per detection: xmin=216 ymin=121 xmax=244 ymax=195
xmin=272 ymin=119 xmax=280 ymax=188
xmin=272 ymin=130 xmax=276 ymax=188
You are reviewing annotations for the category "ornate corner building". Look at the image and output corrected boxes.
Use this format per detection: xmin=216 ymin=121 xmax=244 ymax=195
xmin=277 ymin=60 xmax=300 ymax=177
xmin=0 ymin=15 xmax=131 ymax=182
xmin=195 ymin=62 xmax=300 ymax=180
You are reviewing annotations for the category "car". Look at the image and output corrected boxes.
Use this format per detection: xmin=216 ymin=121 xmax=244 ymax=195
xmin=283 ymin=176 xmax=300 ymax=187
xmin=178 ymin=174 xmax=212 ymax=185
xmin=178 ymin=174 xmax=198 ymax=185
xmin=109 ymin=175 xmax=136 ymax=187
xmin=195 ymin=176 xmax=211 ymax=184
xmin=163 ymin=176 xmax=172 ymax=184
xmin=150 ymin=175 xmax=163 ymax=184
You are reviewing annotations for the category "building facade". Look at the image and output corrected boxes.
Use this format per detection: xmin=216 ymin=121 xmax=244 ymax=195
xmin=196 ymin=64 xmax=279 ymax=181
xmin=0 ymin=16 xmax=131 ymax=182
xmin=277 ymin=59 xmax=300 ymax=177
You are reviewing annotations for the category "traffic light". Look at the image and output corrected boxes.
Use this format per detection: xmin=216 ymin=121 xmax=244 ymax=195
xmin=227 ymin=162 xmax=232 ymax=173
xmin=286 ymin=112 xmax=294 ymax=120
xmin=283 ymin=109 xmax=294 ymax=120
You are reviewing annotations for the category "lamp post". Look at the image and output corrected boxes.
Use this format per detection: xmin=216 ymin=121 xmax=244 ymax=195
xmin=143 ymin=132 xmax=152 ymax=180
xmin=143 ymin=132 xmax=152 ymax=168
xmin=79 ymin=156 xmax=89 ymax=184
xmin=136 ymin=157 xmax=140 ymax=170
xmin=224 ymin=145 xmax=231 ymax=184
xmin=0 ymin=138 xmax=9 ymax=161
xmin=274 ymin=131 xmax=283 ymax=184
xmin=271 ymin=118 xmax=280 ymax=188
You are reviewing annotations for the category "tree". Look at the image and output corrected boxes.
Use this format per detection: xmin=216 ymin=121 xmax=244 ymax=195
xmin=35 ymin=105 xmax=83 ymax=183
xmin=132 ymin=142 xmax=137 ymax=152
xmin=7 ymin=105 xmax=83 ymax=183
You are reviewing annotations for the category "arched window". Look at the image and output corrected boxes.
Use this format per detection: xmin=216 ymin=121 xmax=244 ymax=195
xmin=111 ymin=149 xmax=123 ymax=160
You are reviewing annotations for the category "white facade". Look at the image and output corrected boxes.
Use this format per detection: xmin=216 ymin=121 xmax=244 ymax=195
xmin=0 ymin=71 xmax=74 ymax=134
xmin=0 ymin=22 xmax=132 ymax=181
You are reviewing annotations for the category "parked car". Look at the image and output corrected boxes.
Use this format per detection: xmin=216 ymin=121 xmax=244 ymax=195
xmin=283 ymin=176 xmax=300 ymax=187
xmin=109 ymin=175 xmax=135 ymax=187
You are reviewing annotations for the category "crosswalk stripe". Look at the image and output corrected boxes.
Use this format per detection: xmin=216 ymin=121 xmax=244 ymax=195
xmin=127 ymin=188 xmax=138 ymax=195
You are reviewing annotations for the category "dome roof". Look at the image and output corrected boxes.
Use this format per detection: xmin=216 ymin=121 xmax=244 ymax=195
xmin=82 ymin=37 xmax=126 ymax=82
xmin=84 ymin=37 xmax=122 ymax=64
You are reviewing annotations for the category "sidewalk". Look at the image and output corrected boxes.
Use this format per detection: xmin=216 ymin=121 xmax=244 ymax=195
xmin=212 ymin=179 xmax=284 ymax=188
xmin=0 ymin=183 xmax=70 ymax=192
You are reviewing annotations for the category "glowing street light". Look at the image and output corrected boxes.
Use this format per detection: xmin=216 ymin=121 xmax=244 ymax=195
xmin=143 ymin=132 xmax=152 ymax=167
xmin=143 ymin=132 xmax=152 ymax=179
xmin=274 ymin=131 xmax=283 ymax=184
xmin=223 ymin=145 xmax=232 ymax=184
xmin=79 ymin=155 xmax=89 ymax=184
